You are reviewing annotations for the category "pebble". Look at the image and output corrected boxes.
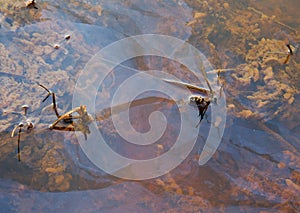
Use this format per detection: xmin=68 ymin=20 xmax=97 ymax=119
xmin=223 ymin=3 xmax=229 ymax=9
xmin=277 ymin=162 xmax=286 ymax=169
xmin=45 ymin=167 xmax=58 ymax=173
xmin=194 ymin=12 xmax=206 ymax=19
xmin=55 ymin=175 xmax=65 ymax=185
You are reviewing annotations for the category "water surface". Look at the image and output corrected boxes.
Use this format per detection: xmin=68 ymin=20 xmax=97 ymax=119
xmin=0 ymin=0 xmax=299 ymax=212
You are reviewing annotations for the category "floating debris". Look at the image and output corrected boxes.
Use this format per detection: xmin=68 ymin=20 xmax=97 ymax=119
xmin=53 ymin=44 xmax=60 ymax=49
xmin=283 ymin=43 xmax=298 ymax=64
xmin=39 ymin=84 xmax=93 ymax=140
xmin=189 ymin=95 xmax=211 ymax=127
xmin=24 ymin=0 xmax=38 ymax=9
xmin=64 ymin=34 xmax=71 ymax=40
xmin=11 ymin=105 xmax=34 ymax=161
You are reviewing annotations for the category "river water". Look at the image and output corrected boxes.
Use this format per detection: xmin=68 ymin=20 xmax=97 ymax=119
xmin=0 ymin=0 xmax=299 ymax=212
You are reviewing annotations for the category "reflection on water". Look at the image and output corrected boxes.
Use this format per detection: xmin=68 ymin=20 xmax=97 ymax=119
xmin=0 ymin=0 xmax=299 ymax=212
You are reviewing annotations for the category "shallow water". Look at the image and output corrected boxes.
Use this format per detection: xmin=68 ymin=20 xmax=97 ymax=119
xmin=0 ymin=0 xmax=299 ymax=212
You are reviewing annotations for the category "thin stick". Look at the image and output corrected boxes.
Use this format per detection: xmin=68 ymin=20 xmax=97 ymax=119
xmin=17 ymin=127 xmax=21 ymax=161
xmin=51 ymin=93 xmax=60 ymax=118
xmin=11 ymin=125 xmax=19 ymax=137
xmin=283 ymin=54 xmax=290 ymax=64
xmin=51 ymin=125 xmax=75 ymax=131
xmin=162 ymin=79 xmax=210 ymax=96
xmin=41 ymin=93 xmax=51 ymax=103
xmin=205 ymin=78 xmax=214 ymax=95
xmin=248 ymin=7 xmax=298 ymax=34
xmin=207 ymin=68 xmax=236 ymax=74
xmin=49 ymin=107 xmax=81 ymax=129
xmin=38 ymin=83 xmax=60 ymax=118
xmin=38 ymin=83 xmax=51 ymax=93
